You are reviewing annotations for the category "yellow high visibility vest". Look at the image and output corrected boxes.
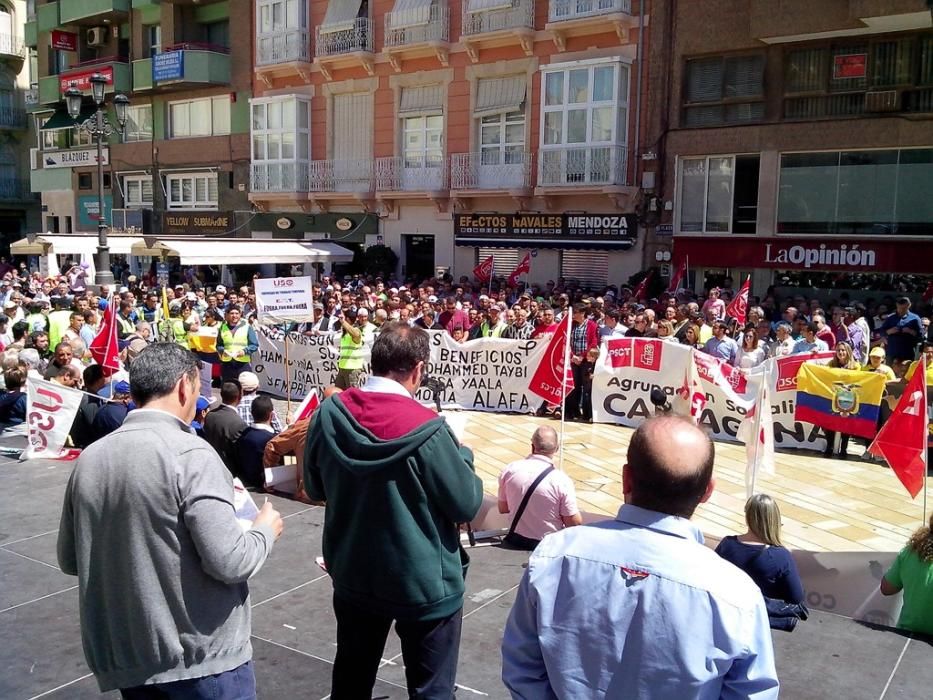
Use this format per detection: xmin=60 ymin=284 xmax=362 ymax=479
xmin=338 ymin=331 xmax=365 ymax=370
xmin=219 ymin=322 xmax=251 ymax=363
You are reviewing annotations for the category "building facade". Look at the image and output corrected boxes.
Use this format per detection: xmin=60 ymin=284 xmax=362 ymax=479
xmin=249 ymin=0 xmax=649 ymax=287
xmin=0 ymin=0 xmax=39 ymax=250
xmin=646 ymin=0 xmax=933 ymax=297
xmin=26 ymin=0 xmax=252 ymax=265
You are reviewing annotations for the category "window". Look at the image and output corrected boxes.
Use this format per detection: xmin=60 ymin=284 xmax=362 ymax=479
xmin=403 ymin=115 xmax=443 ymax=167
xmin=250 ymin=96 xmax=310 ymax=190
xmin=40 ymin=116 xmax=93 ymax=150
xmin=678 ymin=155 xmax=760 ymax=234
xmin=124 ymin=105 xmax=152 ymax=142
xmin=480 ymin=111 xmax=525 ymax=165
xmin=778 ymin=149 xmax=933 ymax=235
xmin=539 ymin=58 xmax=629 ymax=185
xmin=122 ymin=175 xmax=153 ymax=207
xmin=169 ymin=96 xmax=230 ymax=138
xmin=683 ymin=55 xmax=764 ymax=127
xmin=784 ymin=34 xmax=933 ymax=118
xmin=144 ymin=25 xmax=161 ymax=58
xmin=258 ymin=0 xmax=306 ymax=33
xmin=78 ymin=173 xmax=92 ymax=190
xmin=256 ymin=0 xmax=309 ymax=64
xmin=202 ymin=20 xmax=229 ymax=50
xmin=165 ymin=173 xmax=219 ymax=209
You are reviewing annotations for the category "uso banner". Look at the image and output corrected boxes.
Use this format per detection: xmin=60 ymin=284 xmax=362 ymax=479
xmin=22 ymin=378 xmax=83 ymax=460
xmin=254 ymin=327 xmax=549 ymax=413
xmin=254 ymin=276 xmax=314 ymax=324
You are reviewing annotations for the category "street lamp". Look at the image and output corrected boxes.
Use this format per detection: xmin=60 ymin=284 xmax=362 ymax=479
xmin=64 ymin=74 xmax=129 ymax=289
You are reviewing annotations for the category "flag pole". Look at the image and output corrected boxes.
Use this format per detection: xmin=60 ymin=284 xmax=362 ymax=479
xmin=558 ymin=314 xmax=572 ymax=471
xmin=748 ymin=378 xmax=765 ymax=499
xmin=488 ymin=255 xmax=494 ymax=297
xmin=284 ymin=325 xmax=291 ymax=416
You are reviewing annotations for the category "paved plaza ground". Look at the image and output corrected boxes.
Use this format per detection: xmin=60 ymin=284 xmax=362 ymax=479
xmin=2 ymin=411 xmax=932 ymax=699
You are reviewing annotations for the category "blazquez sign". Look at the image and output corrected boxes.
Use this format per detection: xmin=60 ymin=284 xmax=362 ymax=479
xmin=764 ymin=243 xmax=878 ymax=269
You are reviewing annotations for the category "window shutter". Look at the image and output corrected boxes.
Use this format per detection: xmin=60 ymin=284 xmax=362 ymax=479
xmin=725 ymin=56 xmax=763 ymax=98
xmin=399 ymin=84 xmax=444 ymax=115
xmin=474 ymin=76 xmax=526 ymax=118
xmin=477 ymin=247 xmax=518 ymax=276
xmin=685 ymin=58 xmax=723 ymax=103
xmin=560 ymin=251 xmax=609 ymax=290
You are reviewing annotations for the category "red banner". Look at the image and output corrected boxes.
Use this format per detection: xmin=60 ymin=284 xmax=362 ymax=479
xmin=473 ymin=255 xmax=493 ymax=284
xmin=60 ymin=65 xmax=114 ymax=93
xmin=528 ymin=314 xmax=574 ymax=404
xmin=51 ymin=30 xmax=78 ymax=52
xmin=726 ymin=276 xmax=750 ymax=325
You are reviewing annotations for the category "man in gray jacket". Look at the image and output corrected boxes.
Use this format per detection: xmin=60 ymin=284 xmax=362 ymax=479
xmin=57 ymin=342 xmax=284 ymax=698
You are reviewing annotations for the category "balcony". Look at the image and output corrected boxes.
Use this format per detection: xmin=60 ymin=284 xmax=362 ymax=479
xmin=0 ymin=34 xmax=25 ymax=63
xmin=375 ymin=154 xmax=449 ymax=211
xmin=59 ymin=0 xmax=130 ymax=25
xmin=37 ymin=2 xmax=60 ymax=33
xmin=536 ymin=144 xmax=635 ymax=206
xmin=308 ymin=159 xmax=376 ymax=210
xmin=248 ymin=162 xmax=312 ymax=210
xmin=0 ymin=106 xmax=28 ymax=130
xmin=255 ymin=29 xmax=313 ymax=85
xmin=0 ymin=178 xmax=34 ymax=201
xmin=751 ymin=0 xmax=933 ymax=44
xmin=132 ymin=46 xmax=231 ymax=92
xmin=450 ymin=152 xmax=532 ymax=206
xmin=383 ymin=2 xmax=450 ymax=72
xmin=545 ymin=0 xmax=637 ymax=50
xmin=57 ymin=59 xmax=132 ymax=102
xmin=314 ymin=18 xmax=375 ymax=80
xmin=461 ymin=0 xmax=535 ymax=61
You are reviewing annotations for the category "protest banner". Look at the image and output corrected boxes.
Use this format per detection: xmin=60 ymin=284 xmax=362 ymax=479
xmin=254 ymin=276 xmax=314 ymax=325
xmin=21 ymin=377 xmax=83 ymax=460
xmin=253 ymin=327 xmax=549 ymax=413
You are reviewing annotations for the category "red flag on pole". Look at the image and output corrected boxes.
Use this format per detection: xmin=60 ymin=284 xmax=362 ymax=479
xmin=726 ymin=276 xmax=751 ymax=325
xmin=89 ymin=299 xmax=120 ymax=372
xmin=473 ymin=255 xmax=494 ymax=284
xmin=632 ymin=270 xmax=653 ymax=301
xmin=507 ymin=252 xmax=531 ymax=287
xmin=528 ymin=314 xmax=574 ymax=404
xmin=667 ymin=258 xmax=687 ymax=293
xmin=868 ymin=358 xmax=928 ymax=498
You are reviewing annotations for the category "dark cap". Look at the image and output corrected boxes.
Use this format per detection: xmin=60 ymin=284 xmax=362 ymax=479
xmin=895 ymin=296 xmax=911 ymax=305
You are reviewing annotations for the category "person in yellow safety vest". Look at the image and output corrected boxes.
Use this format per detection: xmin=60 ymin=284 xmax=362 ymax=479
xmin=116 ymin=300 xmax=138 ymax=340
xmin=46 ymin=298 xmax=73 ymax=350
xmin=335 ymin=307 xmax=366 ymax=390
xmin=216 ymin=305 xmax=258 ymax=383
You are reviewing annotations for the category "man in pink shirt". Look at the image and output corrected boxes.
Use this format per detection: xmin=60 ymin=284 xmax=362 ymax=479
xmin=498 ymin=426 xmax=582 ymax=549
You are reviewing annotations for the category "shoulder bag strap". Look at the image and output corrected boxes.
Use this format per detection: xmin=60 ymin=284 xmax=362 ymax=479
xmin=507 ymin=465 xmax=555 ymax=539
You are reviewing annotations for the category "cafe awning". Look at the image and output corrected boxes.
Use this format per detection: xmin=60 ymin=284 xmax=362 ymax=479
xmin=11 ymin=234 xmax=144 ymax=256
xmin=129 ymin=238 xmax=355 ymax=265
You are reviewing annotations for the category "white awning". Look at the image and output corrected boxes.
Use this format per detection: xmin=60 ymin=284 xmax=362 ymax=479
xmin=388 ymin=0 xmax=433 ymax=29
xmin=466 ymin=0 xmax=514 ymax=13
xmin=133 ymin=238 xmax=355 ymax=266
xmin=399 ymin=84 xmax=444 ymax=115
xmin=320 ymin=0 xmax=365 ymax=34
xmin=475 ymin=76 xmax=526 ymax=117
xmin=10 ymin=234 xmax=144 ymax=257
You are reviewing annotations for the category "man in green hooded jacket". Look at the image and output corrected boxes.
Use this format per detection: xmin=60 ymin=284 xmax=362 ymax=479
xmin=305 ymin=322 xmax=483 ymax=699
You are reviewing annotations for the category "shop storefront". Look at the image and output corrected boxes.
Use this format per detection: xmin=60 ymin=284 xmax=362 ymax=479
xmin=454 ymin=212 xmax=639 ymax=289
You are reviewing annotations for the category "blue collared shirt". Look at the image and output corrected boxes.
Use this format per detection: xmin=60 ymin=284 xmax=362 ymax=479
xmin=502 ymin=504 xmax=779 ymax=700
xmin=703 ymin=335 xmax=738 ymax=364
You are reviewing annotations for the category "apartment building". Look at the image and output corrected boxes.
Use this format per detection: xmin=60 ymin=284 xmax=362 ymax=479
xmin=249 ymin=0 xmax=648 ymax=287
xmin=646 ymin=0 xmax=933 ymax=296
xmin=25 ymin=0 xmax=253 ymax=266
xmin=0 ymin=1 xmax=39 ymax=250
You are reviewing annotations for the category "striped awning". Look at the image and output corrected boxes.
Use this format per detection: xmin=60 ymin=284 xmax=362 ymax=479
xmin=466 ymin=0 xmax=514 ymax=13
xmin=320 ymin=0 xmax=365 ymax=34
xmin=474 ymin=76 xmax=526 ymax=118
xmin=388 ymin=0 xmax=434 ymax=29
xmin=399 ymin=84 xmax=444 ymax=115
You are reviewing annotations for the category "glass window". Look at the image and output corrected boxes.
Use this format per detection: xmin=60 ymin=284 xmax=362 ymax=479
xmin=250 ymin=97 xmax=311 ymax=165
xmin=169 ymin=97 xmax=230 ymax=138
xmin=678 ymin=155 xmax=760 ymax=234
xmin=403 ymin=115 xmax=444 ymax=167
xmin=123 ymin=176 xmax=154 ymax=207
xmin=124 ymin=105 xmax=152 ymax=142
xmin=480 ymin=110 xmax=525 ymax=165
xmin=165 ymin=173 xmax=218 ymax=209
xmin=683 ymin=54 xmax=764 ymax=127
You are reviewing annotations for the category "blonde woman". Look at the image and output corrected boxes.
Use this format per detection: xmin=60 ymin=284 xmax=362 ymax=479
xmin=823 ymin=341 xmax=860 ymax=458
xmin=656 ymin=319 xmax=677 ymax=342
xmin=881 ymin=513 xmax=933 ymax=636
xmin=715 ymin=494 xmax=807 ymax=631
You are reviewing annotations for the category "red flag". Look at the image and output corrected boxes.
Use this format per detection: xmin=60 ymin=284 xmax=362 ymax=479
xmin=473 ymin=255 xmax=494 ymax=284
xmin=294 ymin=388 xmax=321 ymax=421
xmin=868 ymin=358 xmax=928 ymax=498
xmin=667 ymin=259 xmax=687 ymax=293
xmin=528 ymin=314 xmax=574 ymax=404
xmin=632 ymin=270 xmax=653 ymax=301
xmin=89 ymin=299 xmax=120 ymax=372
xmin=726 ymin=276 xmax=751 ymax=325
xmin=507 ymin=252 xmax=531 ymax=287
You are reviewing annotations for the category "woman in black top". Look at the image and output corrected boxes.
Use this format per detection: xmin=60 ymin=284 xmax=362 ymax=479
xmin=716 ymin=494 xmax=808 ymax=631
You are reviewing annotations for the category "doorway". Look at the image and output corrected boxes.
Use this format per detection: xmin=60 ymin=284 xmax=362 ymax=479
xmin=403 ymin=234 xmax=435 ymax=280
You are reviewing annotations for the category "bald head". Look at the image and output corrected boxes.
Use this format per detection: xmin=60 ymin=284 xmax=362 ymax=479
xmin=624 ymin=416 xmax=715 ymax=519
xmin=531 ymin=426 xmax=559 ymax=456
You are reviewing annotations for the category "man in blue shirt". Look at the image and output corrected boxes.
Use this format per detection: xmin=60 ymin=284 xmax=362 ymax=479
xmin=877 ymin=296 xmax=922 ymax=364
xmin=702 ymin=320 xmax=738 ymax=365
xmin=502 ymin=416 xmax=778 ymax=699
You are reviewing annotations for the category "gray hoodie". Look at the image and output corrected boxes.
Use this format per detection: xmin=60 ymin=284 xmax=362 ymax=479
xmin=57 ymin=409 xmax=275 ymax=691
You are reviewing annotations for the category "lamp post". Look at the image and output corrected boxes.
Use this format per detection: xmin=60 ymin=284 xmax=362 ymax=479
xmin=64 ymin=74 xmax=129 ymax=289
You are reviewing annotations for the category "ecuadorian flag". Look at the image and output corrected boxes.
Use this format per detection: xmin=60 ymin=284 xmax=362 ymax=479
xmin=794 ymin=364 xmax=886 ymax=439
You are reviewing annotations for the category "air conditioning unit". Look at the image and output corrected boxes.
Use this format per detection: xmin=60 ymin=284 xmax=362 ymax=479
xmin=865 ymin=90 xmax=900 ymax=112
xmin=86 ymin=27 xmax=106 ymax=47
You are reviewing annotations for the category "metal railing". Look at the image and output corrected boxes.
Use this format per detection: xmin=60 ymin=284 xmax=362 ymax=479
xmin=384 ymin=3 xmax=449 ymax=47
xmin=450 ymin=151 xmax=532 ymax=189
xmin=0 ymin=34 xmax=25 ymax=58
xmin=548 ymin=0 xmax=631 ymax=22
xmin=250 ymin=162 xmax=310 ymax=192
xmin=308 ymin=159 xmax=375 ymax=192
xmin=537 ymin=144 xmax=627 ymax=186
xmin=0 ymin=178 xmax=31 ymax=200
xmin=256 ymin=29 xmax=311 ymax=66
xmin=462 ymin=0 xmax=534 ymax=36
xmin=315 ymin=17 xmax=373 ymax=57
xmin=0 ymin=106 xmax=26 ymax=129
xmin=375 ymin=155 xmax=449 ymax=191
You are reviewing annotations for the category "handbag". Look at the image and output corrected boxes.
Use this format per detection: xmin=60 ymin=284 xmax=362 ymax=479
xmin=502 ymin=464 xmax=555 ymax=551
